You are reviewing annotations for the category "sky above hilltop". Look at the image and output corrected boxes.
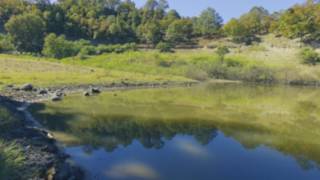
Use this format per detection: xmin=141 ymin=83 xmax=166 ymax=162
xmin=51 ymin=0 xmax=306 ymax=22
xmin=133 ymin=0 xmax=305 ymax=21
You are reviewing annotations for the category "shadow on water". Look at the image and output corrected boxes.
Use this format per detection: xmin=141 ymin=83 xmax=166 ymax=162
xmin=29 ymin=84 xmax=320 ymax=178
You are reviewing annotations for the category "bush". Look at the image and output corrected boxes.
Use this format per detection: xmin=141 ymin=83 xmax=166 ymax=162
xmin=300 ymin=48 xmax=320 ymax=65
xmin=216 ymin=46 xmax=230 ymax=62
xmin=77 ymin=47 xmax=90 ymax=60
xmin=42 ymin=34 xmax=79 ymax=59
xmin=156 ymin=42 xmax=174 ymax=53
xmin=43 ymin=34 xmax=138 ymax=59
xmin=0 ymin=34 xmax=15 ymax=53
xmin=186 ymin=68 xmax=209 ymax=81
xmin=243 ymin=66 xmax=275 ymax=83
xmin=96 ymin=43 xmax=137 ymax=54
xmin=157 ymin=59 xmax=174 ymax=67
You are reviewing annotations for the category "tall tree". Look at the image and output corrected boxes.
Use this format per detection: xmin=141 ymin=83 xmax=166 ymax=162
xmin=5 ymin=13 xmax=46 ymax=52
xmin=165 ymin=19 xmax=193 ymax=43
xmin=194 ymin=8 xmax=223 ymax=37
xmin=239 ymin=6 xmax=271 ymax=35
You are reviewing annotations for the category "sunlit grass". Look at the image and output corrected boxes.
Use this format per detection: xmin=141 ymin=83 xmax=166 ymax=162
xmin=1 ymin=34 xmax=320 ymax=87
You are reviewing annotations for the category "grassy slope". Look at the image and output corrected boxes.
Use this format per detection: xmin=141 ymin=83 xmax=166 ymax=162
xmin=0 ymin=54 xmax=192 ymax=88
xmin=0 ymin=34 xmax=320 ymax=87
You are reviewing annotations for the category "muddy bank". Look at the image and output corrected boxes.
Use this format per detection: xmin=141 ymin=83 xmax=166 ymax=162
xmin=0 ymin=96 xmax=83 ymax=180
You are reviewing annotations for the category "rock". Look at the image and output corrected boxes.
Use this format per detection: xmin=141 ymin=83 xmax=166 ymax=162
xmin=91 ymin=87 xmax=101 ymax=94
xmin=51 ymin=95 xmax=62 ymax=101
xmin=83 ymin=91 xmax=91 ymax=97
xmin=21 ymin=83 xmax=33 ymax=91
xmin=55 ymin=90 xmax=65 ymax=97
xmin=6 ymin=84 xmax=14 ymax=88
xmin=38 ymin=89 xmax=48 ymax=95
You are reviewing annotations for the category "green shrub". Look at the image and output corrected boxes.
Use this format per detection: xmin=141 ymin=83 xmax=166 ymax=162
xmin=216 ymin=46 xmax=230 ymax=62
xmin=77 ymin=47 xmax=90 ymax=60
xmin=243 ymin=66 xmax=275 ymax=83
xmin=186 ymin=68 xmax=209 ymax=81
xmin=156 ymin=42 xmax=174 ymax=53
xmin=42 ymin=34 xmax=79 ymax=59
xmin=300 ymin=47 xmax=320 ymax=65
xmin=0 ymin=34 xmax=15 ymax=53
xmin=96 ymin=43 xmax=137 ymax=54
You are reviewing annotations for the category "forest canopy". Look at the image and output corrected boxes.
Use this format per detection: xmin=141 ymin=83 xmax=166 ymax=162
xmin=0 ymin=0 xmax=319 ymax=54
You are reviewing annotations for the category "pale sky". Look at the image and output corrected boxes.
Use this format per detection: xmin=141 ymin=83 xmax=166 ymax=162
xmin=133 ymin=0 xmax=306 ymax=21
xmin=51 ymin=0 xmax=307 ymax=21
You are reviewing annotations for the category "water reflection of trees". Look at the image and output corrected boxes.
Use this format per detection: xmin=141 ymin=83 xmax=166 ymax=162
xmin=29 ymin=103 xmax=218 ymax=152
xmin=74 ymin=116 xmax=218 ymax=152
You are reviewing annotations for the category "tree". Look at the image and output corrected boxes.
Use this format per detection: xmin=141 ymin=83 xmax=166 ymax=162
xmin=194 ymin=8 xmax=223 ymax=37
xmin=5 ymin=13 xmax=45 ymax=52
xmin=239 ymin=7 xmax=271 ymax=35
xmin=138 ymin=21 xmax=162 ymax=45
xmin=165 ymin=19 xmax=193 ymax=43
xmin=216 ymin=46 xmax=230 ymax=63
xmin=275 ymin=1 xmax=320 ymax=41
xmin=0 ymin=0 xmax=27 ymax=32
xmin=223 ymin=18 xmax=251 ymax=43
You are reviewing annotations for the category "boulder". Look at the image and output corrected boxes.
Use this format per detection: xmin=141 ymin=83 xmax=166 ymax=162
xmin=51 ymin=95 xmax=62 ymax=101
xmin=55 ymin=90 xmax=65 ymax=97
xmin=91 ymin=87 xmax=101 ymax=94
xmin=38 ymin=89 xmax=48 ymax=95
xmin=6 ymin=84 xmax=14 ymax=88
xmin=83 ymin=91 xmax=91 ymax=97
xmin=21 ymin=83 xmax=33 ymax=91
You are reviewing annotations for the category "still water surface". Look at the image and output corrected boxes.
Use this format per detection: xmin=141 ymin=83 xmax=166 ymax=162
xmin=29 ymin=84 xmax=320 ymax=180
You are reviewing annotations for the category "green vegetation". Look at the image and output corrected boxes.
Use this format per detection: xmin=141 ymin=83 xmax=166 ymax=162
xmin=156 ymin=42 xmax=174 ymax=52
xmin=1 ymin=34 xmax=320 ymax=87
xmin=0 ymin=0 xmax=319 ymax=87
xmin=0 ymin=0 xmax=319 ymax=55
xmin=216 ymin=46 xmax=230 ymax=62
xmin=300 ymin=47 xmax=320 ymax=65
xmin=0 ymin=141 xmax=25 ymax=179
xmin=0 ymin=105 xmax=25 ymax=179
xmin=5 ymin=13 xmax=45 ymax=53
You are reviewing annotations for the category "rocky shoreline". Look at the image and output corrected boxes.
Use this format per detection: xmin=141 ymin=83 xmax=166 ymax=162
xmin=0 ymin=81 xmax=198 ymax=180
xmin=0 ymin=96 xmax=83 ymax=180
xmin=1 ymin=81 xmax=198 ymax=103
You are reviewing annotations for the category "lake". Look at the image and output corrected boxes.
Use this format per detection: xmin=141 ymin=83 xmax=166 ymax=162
xmin=29 ymin=83 xmax=320 ymax=180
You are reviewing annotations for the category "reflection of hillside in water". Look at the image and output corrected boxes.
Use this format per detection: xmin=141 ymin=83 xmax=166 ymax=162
xmin=29 ymin=84 xmax=320 ymax=171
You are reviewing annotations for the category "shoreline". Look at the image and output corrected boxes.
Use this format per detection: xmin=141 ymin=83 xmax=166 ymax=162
xmin=0 ymin=96 xmax=83 ymax=179
xmin=0 ymin=81 xmax=202 ymax=179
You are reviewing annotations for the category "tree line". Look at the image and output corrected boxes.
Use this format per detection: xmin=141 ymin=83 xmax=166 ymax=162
xmin=0 ymin=0 xmax=320 ymax=57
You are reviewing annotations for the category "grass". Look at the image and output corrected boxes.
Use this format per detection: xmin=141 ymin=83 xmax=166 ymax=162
xmin=0 ymin=54 xmax=192 ymax=88
xmin=0 ymin=140 xmax=25 ymax=179
xmin=0 ymin=34 xmax=320 ymax=87
xmin=0 ymin=105 xmax=25 ymax=179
